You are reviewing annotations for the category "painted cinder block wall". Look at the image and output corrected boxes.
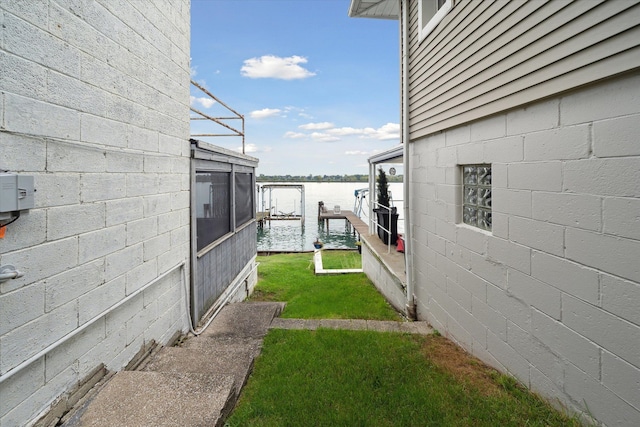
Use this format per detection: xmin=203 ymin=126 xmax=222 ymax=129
xmin=0 ymin=0 xmax=192 ymax=424
xmin=410 ymin=71 xmax=640 ymax=426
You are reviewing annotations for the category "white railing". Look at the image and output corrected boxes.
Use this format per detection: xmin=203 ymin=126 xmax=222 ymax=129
xmin=371 ymin=200 xmax=403 ymax=254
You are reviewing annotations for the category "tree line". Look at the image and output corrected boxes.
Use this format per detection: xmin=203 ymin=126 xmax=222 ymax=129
xmin=257 ymin=174 xmax=403 ymax=183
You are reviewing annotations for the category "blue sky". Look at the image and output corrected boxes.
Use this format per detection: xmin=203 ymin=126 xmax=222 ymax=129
xmin=190 ymin=0 xmax=400 ymax=176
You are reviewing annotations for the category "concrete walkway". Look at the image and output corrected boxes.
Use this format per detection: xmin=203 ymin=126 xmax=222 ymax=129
xmin=271 ymin=317 xmax=433 ymax=335
xmin=62 ymin=302 xmax=432 ymax=427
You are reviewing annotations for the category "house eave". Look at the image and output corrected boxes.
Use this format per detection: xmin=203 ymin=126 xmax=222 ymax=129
xmin=368 ymin=144 xmax=404 ymax=164
xmin=348 ymin=0 xmax=399 ymax=20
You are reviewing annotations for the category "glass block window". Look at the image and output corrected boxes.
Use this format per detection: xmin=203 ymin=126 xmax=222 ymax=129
xmin=462 ymin=165 xmax=492 ymax=231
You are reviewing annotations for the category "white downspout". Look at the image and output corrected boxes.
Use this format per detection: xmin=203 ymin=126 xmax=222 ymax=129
xmin=369 ymin=161 xmax=375 ymax=235
xmin=401 ymin=0 xmax=416 ymax=320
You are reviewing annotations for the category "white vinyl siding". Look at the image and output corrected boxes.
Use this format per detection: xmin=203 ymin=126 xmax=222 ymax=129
xmin=407 ymin=0 xmax=640 ymax=139
xmin=419 ymin=0 xmax=453 ymax=41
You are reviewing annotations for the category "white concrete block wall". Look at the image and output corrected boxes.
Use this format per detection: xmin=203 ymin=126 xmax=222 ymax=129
xmin=361 ymin=243 xmax=406 ymax=313
xmin=411 ymin=71 xmax=640 ymax=426
xmin=0 ymin=0 xmax=191 ymax=425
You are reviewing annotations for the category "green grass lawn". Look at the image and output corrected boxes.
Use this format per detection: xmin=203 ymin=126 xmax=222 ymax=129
xmin=319 ymin=249 xmax=362 ymax=270
xmin=226 ymin=329 xmax=581 ymax=427
xmin=250 ymin=252 xmax=400 ymax=321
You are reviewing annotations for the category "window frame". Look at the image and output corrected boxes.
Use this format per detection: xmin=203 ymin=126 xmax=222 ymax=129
xmin=193 ymin=161 xmax=256 ymax=257
xmin=234 ymin=171 xmax=255 ymax=228
xmin=461 ymin=164 xmax=492 ymax=232
xmin=195 ymin=169 xmax=232 ymax=252
xmin=418 ymin=0 xmax=454 ymax=42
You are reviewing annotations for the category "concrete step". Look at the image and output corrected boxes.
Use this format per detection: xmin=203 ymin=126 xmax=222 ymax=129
xmin=270 ymin=317 xmax=434 ymax=335
xmin=61 ymin=302 xmax=286 ymax=427
xmin=197 ymin=301 xmax=285 ymax=339
xmin=143 ymin=337 xmax=262 ymax=396
xmin=63 ymin=371 xmax=236 ymax=427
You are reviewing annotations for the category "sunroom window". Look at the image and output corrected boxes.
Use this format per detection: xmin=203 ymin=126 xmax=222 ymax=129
xmin=462 ymin=164 xmax=492 ymax=231
xmin=196 ymin=171 xmax=231 ymax=251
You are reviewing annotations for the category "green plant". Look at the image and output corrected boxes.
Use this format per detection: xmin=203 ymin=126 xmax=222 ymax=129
xmin=376 ymin=167 xmax=390 ymax=208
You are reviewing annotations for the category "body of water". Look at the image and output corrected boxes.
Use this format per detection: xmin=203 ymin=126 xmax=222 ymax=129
xmin=257 ymin=182 xmax=403 ymax=252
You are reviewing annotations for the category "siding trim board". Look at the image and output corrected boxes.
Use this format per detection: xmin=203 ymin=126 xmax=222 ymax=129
xmin=408 ymin=0 xmax=640 ymax=139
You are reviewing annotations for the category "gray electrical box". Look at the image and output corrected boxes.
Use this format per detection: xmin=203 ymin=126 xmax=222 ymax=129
xmin=0 ymin=173 xmax=35 ymax=213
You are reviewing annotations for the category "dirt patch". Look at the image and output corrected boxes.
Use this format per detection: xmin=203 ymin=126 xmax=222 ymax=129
xmin=249 ymin=289 xmax=279 ymax=302
xmin=422 ymin=335 xmax=503 ymax=397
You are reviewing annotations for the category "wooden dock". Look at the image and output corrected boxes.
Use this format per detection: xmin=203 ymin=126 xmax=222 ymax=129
xmin=318 ymin=209 xmax=368 ymax=235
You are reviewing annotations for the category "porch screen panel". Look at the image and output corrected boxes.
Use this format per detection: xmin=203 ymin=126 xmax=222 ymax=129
xmin=235 ymin=172 xmax=253 ymax=226
xmin=196 ymin=171 xmax=231 ymax=251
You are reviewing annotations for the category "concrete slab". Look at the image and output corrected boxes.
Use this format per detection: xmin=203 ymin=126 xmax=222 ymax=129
xmin=270 ymin=317 xmax=308 ymax=330
xmin=63 ymin=371 xmax=235 ymax=427
xmin=366 ymin=320 xmax=403 ymax=333
xmin=301 ymin=319 xmax=321 ymax=330
xmin=348 ymin=319 xmax=368 ymax=330
xmin=318 ymin=319 xmax=351 ymax=330
xmin=143 ymin=340 xmax=261 ymax=395
xmin=270 ymin=318 xmax=432 ymax=335
xmin=398 ymin=321 xmax=433 ymax=335
xmin=199 ymin=302 xmax=285 ymax=339
xmin=180 ymin=336 xmax=263 ymax=356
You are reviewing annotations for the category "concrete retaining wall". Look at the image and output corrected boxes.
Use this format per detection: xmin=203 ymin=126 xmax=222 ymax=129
xmin=0 ymin=1 xmax=191 ymax=424
xmin=410 ymin=71 xmax=640 ymax=426
xmin=361 ymin=242 xmax=406 ymax=314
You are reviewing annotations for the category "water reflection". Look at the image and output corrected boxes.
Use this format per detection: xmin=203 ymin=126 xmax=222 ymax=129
xmin=256 ymin=182 xmax=402 ymax=252
xmin=257 ymin=218 xmax=359 ymax=252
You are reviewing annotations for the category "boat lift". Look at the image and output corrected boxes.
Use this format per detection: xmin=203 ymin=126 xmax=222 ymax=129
xmin=258 ymin=184 xmax=305 ymax=227
xmin=353 ymin=188 xmax=368 ymax=218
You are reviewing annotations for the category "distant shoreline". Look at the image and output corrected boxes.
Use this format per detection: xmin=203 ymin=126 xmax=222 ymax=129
xmin=257 ymin=174 xmax=403 ymax=183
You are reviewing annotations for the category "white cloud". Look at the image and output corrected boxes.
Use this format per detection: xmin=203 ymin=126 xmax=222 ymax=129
xmin=235 ymin=143 xmax=272 ymax=154
xmin=284 ymin=131 xmax=306 ymax=139
xmin=241 ymin=55 xmax=316 ymax=80
xmin=326 ymin=123 xmax=400 ymax=140
xmin=282 ymin=122 xmax=400 ymax=144
xmin=190 ymin=96 xmax=216 ymax=109
xmin=345 ymin=150 xmax=369 ymax=155
xmin=310 ymin=132 xmax=340 ymax=142
xmin=368 ymin=122 xmax=400 ymax=140
xmin=326 ymin=127 xmax=362 ymax=136
xmin=299 ymin=122 xmax=334 ymax=130
xmin=250 ymin=108 xmax=282 ymax=119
